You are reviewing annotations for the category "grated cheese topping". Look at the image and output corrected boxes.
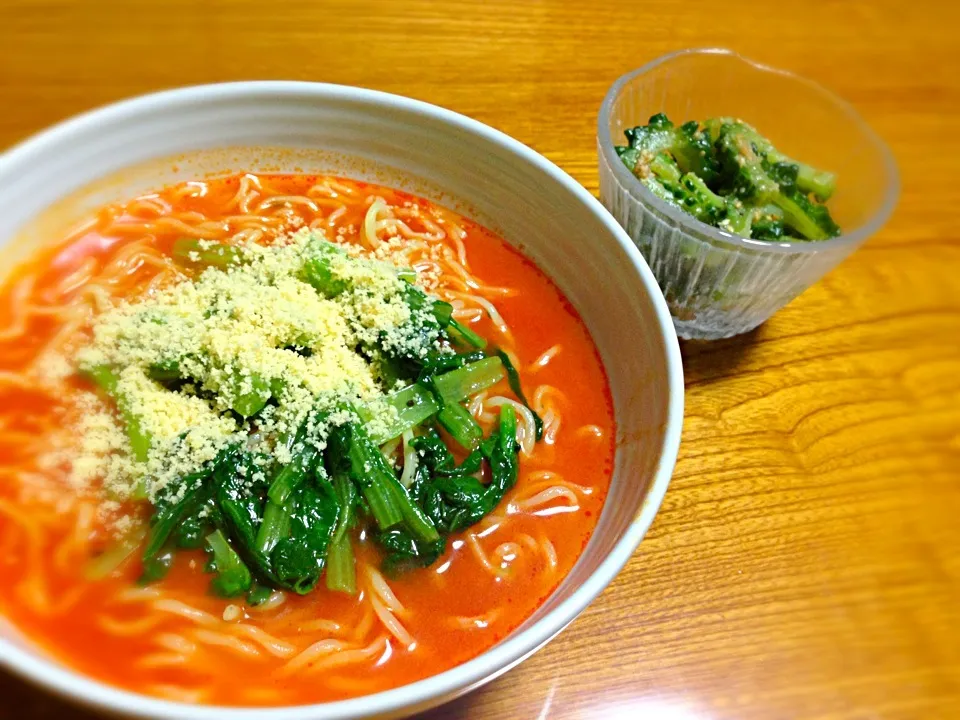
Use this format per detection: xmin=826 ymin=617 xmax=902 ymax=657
xmin=70 ymin=228 xmax=441 ymax=502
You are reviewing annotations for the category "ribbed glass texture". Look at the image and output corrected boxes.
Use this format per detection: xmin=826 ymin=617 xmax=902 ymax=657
xmin=598 ymin=49 xmax=899 ymax=340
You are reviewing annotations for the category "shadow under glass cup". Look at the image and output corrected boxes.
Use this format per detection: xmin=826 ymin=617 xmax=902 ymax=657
xmin=598 ymin=48 xmax=899 ymax=340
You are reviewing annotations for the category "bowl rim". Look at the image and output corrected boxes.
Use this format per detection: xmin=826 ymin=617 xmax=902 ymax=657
xmin=0 ymin=81 xmax=685 ymax=719
xmin=597 ymin=47 xmax=900 ymax=255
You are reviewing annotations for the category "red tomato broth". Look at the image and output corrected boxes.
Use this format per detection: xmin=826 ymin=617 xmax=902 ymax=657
xmin=0 ymin=174 xmax=615 ymax=706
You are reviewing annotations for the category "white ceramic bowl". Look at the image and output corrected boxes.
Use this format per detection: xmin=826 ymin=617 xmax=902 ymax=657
xmin=0 ymin=82 xmax=683 ymax=719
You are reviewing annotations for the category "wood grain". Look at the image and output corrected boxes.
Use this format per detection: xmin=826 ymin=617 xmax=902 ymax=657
xmin=1 ymin=1 xmax=958 ymax=718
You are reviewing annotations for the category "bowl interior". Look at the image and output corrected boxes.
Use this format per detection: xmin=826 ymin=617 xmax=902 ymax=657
xmin=0 ymin=83 xmax=681 ymax=719
xmin=601 ymin=49 xmax=897 ymax=235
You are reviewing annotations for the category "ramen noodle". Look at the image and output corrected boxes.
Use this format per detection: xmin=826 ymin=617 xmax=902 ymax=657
xmin=0 ymin=173 xmax=615 ymax=706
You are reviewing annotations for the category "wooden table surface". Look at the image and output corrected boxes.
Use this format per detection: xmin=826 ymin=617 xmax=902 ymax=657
xmin=1 ymin=1 xmax=958 ymax=718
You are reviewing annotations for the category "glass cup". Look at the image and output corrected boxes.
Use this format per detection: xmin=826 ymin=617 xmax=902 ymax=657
xmin=597 ymin=48 xmax=899 ymax=340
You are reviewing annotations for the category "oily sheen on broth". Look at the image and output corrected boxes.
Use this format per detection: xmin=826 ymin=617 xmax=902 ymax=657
xmin=0 ymin=173 xmax=615 ymax=706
